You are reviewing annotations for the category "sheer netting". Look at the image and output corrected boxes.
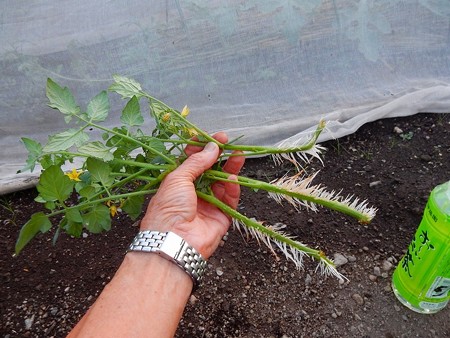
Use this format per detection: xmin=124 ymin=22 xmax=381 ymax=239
xmin=1 ymin=0 xmax=449 ymax=194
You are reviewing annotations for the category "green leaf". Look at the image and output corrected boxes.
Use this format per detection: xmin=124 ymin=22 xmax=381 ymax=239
xmin=43 ymin=128 xmax=89 ymax=152
xmin=59 ymin=216 xmax=83 ymax=237
xmin=52 ymin=226 xmax=61 ymax=245
xmin=121 ymin=96 xmax=144 ymax=127
xmin=61 ymin=209 xmax=83 ymax=237
xmin=44 ymin=201 xmax=56 ymax=211
xmin=18 ymin=138 xmax=43 ymax=173
xmin=86 ymin=157 xmax=114 ymax=187
xmin=34 ymin=195 xmax=47 ymax=203
xmin=122 ymin=195 xmax=145 ymax=220
xmin=84 ymin=204 xmax=111 ymax=233
xmin=65 ymin=220 xmax=83 ymax=237
xmin=36 ymin=165 xmax=74 ymax=202
xmin=86 ymin=91 xmax=109 ymax=122
xmin=46 ymin=78 xmax=80 ymax=116
xmin=78 ymin=185 xmax=97 ymax=199
xmin=105 ymin=126 xmax=128 ymax=147
xmin=66 ymin=208 xmax=83 ymax=223
xmin=78 ymin=141 xmax=113 ymax=161
xmin=15 ymin=212 xmax=52 ymax=254
xmin=108 ymin=75 xmax=143 ymax=99
xmin=142 ymin=137 xmax=166 ymax=160
xmin=40 ymin=155 xmax=53 ymax=169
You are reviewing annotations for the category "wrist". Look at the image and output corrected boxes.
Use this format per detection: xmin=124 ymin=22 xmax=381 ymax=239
xmin=125 ymin=251 xmax=194 ymax=288
xmin=127 ymin=230 xmax=207 ymax=289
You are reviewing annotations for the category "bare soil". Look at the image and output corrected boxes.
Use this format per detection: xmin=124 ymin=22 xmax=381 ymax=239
xmin=1 ymin=113 xmax=449 ymax=338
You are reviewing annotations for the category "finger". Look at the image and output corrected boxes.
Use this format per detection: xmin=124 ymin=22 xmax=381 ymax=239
xmin=212 ymin=175 xmax=241 ymax=210
xmin=170 ymin=142 xmax=219 ymax=182
xmin=185 ymin=132 xmax=228 ymax=157
xmin=222 ymin=151 xmax=245 ymax=175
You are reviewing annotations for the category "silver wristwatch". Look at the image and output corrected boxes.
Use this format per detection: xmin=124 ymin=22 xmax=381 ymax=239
xmin=127 ymin=230 xmax=207 ymax=288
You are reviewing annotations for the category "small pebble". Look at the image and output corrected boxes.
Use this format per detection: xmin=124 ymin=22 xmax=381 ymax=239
xmin=382 ymin=260 xmax=393 ymax=271
xmin=352 ymin=293 xmax=364 ymax=305
xmin=394 ymin=126 xmax=403 ymax=134
xmin=333 ymin=253 xmax=348 ymax=267
xmin=305 ymin=274 xmax=312 ymax=285
xmin=373 ymin=266 xmax=381 ymax=276
xmin=189 ymin=294 xmax=198 ymax=305
xmin=24 ymin=314 xmax=35 ymax=330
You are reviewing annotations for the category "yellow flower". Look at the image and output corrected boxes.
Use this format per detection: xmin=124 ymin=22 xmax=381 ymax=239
xmin=185 ymin=127 xmax=198 ymax=137
xmin=181 ymin=105 xmax=190 ymax=117
xmin=66 ymin=168 xmax=82 ymax=181
xmin=162 ymin=112 xmax=171 ymax=122
xmin=109 ymin=204 xmax=118 ymax=217
xmin=107 ymin=200 xmax=123 ymax=217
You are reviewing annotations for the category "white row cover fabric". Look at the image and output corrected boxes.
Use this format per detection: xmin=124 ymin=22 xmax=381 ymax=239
xmin=1 ymin=0 xmax=449 ymax=194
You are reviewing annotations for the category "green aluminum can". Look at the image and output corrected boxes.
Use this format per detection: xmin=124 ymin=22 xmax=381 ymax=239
xmin=392 ymin=180 xmax=450 ymax=314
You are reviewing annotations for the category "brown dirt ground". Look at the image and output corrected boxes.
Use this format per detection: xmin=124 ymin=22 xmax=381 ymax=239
xmin=1 ymin=112 xmax=449 ymax=338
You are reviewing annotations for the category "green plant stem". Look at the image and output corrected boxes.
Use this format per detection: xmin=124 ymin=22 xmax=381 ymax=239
xmin=76 ymin=114 xmax=176 ymax=165
xmin=45 ymin=189 xmax=158 ymax=219
xmin=112 ymin=159 xmax=174 ymax=171
xmin=196 ymin=191 xmax=335 ymax=267
xmin=110 ymin=172 xmax=157 ymax=181
xmin=204 ymin=170 xmax=371 ymax=223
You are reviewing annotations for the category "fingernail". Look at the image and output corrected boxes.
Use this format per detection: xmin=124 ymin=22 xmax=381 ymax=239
xmin=204 ymin=142 xmax=217 ymax=152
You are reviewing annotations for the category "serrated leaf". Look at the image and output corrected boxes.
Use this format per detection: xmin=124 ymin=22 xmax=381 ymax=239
xmin=36 ymin=165 xmax=74 ymax=202
xmin=60 ymin=216 xmax=83 ymax=237
xmin=150 ymin=99 xmax=171 ymax=117
xmin=84 ymin=204 xmax=111 ymax=233
xmin=121 ymin=96 xmax=144 ymax=127
xmin=44 ymin=201 xmax=56 ymax=210
xmin=122 ymin=195 xmax=145 ymax=220
xmin=40 ymin=155 xmax=53 ymax=169
xmin=78 ymin=185 xmax=97 ymax=198
xmin=86 ymin=158 xmax=114 ymax=187
xmin=66 ymin=208 xmax=83 ymax=223
xmin=61 ymin=209 xmax=83 ymax=237
xmin=34 ymin=195 xmax=47 ymax=203
xmin=46 ymin=78 xmax=80 ymax=116
xmin=86 ymin=91 xmax=109 ymax=122
xmin=108 ymin=75 xmax=143 ymax=99
xmin=15 ymin=212 xmax=52 ymax=254
xmin=19 ymin=138 xmax=42 ymax=173
xmin=105 ymin=126 xmax=128 ymax=147
xmin=78 ymin=141 xmax=113 ymax=161
xmin=138 ymin=137 xmax=167 ymax=160
xmin=43 ymin=128 xmax=89 ymax=152
xmin=65 ymin=220 xmax=83 ymax=237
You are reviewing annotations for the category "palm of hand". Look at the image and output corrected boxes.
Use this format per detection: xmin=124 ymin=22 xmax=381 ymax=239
xmin=140 ymin=132 xmax=244 ymax=259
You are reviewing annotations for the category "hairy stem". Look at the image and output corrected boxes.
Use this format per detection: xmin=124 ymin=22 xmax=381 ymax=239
xmin=204 ymin=170 xmax=373 ymax=223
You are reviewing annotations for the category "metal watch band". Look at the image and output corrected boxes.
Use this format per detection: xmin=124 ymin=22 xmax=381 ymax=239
xmin=127 ymin=230 xmax=207 ymax=288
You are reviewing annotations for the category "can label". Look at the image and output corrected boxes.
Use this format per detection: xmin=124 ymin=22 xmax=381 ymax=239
xmin=425 ymin=276 xmax=450 ymax=299
xmin=392 ymin=194 xmax=450 ymax=314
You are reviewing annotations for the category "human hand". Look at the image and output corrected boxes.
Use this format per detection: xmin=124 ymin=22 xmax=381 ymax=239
xmin=140 ymin=132 xmax=245 ymax=259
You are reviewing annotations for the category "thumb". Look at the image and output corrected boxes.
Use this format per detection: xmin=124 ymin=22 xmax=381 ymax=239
xmin=174 ymin=142 xmax=219 ymax=182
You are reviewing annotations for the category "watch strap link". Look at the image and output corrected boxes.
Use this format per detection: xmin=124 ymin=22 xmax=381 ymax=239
xmin=127 ymin=230 xmax=207 ymax=288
